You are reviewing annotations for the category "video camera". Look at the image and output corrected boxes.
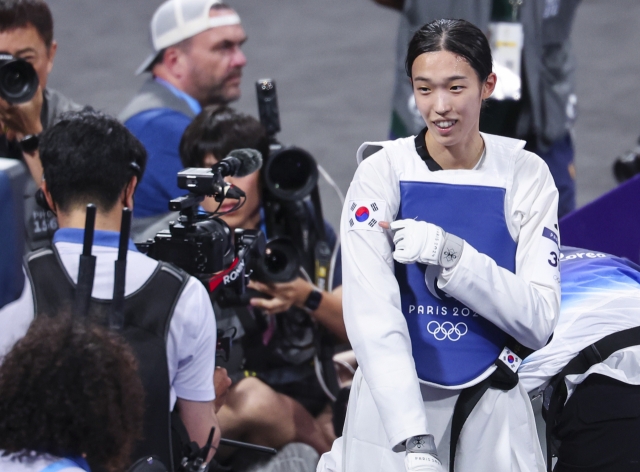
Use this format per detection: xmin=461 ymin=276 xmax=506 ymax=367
xmin=137 ymin=149 xmax=302 ymax=307
xmin=613 ymin=134 xmax=640 ymax=183
xmin=0 ymin=54 xmax=39 ymax=104
xmin=255 ymin=78 xmax=333 ymax=290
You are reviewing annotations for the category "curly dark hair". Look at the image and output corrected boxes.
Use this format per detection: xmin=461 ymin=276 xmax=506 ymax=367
xmin=0 ymin=313 xmax=145 ymax=472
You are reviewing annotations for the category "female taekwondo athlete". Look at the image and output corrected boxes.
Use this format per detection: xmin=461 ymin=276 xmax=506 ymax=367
xmin=319 ymin=19 xmax=561 ymax=472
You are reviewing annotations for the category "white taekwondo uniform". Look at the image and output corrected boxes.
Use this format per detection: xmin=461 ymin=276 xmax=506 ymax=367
xmin=319 ymin=132 xmax=560 ymax=472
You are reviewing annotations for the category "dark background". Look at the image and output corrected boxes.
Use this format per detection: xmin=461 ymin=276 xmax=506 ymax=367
xmin=47 ymin=0 xmax=640 ymax=229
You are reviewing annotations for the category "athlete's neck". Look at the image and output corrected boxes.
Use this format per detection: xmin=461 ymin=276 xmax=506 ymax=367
xmin=56 ymin=204 xmax=128 ymax=233
xmin=425 ymin=130 xmax=485 ymax=170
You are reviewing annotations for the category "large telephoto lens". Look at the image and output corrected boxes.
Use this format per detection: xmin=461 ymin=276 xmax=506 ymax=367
xmin=252 ymin=237 xmax=300 ymax=283
xmin=0 ymin=55 xmax=38 ymax=104
xmin=264 ymin=147 xmax=319 ymax=201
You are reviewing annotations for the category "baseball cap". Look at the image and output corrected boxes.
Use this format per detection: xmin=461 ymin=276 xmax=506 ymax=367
xmin=136 ymin=0 xmax=241 ymax=75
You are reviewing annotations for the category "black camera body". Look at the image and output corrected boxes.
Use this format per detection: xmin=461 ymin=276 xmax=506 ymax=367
xmin=139 ymin=162 xmax=301 ymax=306
xmin=0 ymin=54 xmax=38 ymax=104
xmin=144 ymin=216 xmax=233 ymax=276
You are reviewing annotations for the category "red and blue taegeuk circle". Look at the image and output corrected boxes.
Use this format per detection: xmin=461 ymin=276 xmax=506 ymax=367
xmin=355 ymin=206 xmax=369 ymax=222
xmin=507 ymin=355 xmax=515 ymax=364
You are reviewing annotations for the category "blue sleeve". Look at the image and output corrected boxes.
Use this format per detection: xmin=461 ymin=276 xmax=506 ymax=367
xmin=125 ymin=109 xmax=192 ymax=218
xmin=324 ymin=220 xmax=342 ymax=288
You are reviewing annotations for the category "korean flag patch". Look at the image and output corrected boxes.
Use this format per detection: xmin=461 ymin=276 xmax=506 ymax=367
xmin=347 ymin=200 xmax=387 ymax=232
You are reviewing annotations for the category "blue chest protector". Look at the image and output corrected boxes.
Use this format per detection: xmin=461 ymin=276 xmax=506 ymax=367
xmin=396 ymin=181 xmax=517 ymax=386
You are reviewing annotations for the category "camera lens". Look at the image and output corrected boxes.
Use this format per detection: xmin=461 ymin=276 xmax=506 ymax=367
xmin=250 ymin=237 xmax=300 ymax=283
xmin=264 ymin=247 xmax=288 ymax=274
xmin=264 ymin=147 xmax=319 ymax=201
xmin=3 ymin=70 xmax=25 ymax=94
xmin=268 ymin=152 xmax=312 ymax=191
xmin=0 ymin=57 xmax=38 ymax=104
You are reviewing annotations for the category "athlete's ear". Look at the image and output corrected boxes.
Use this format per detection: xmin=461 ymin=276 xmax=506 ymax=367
xmin=123 ymin=176 xmax=138 ymax=210
xmin=482 ymin=72 xmax=497 ymax=100
xmin=40 ymin=180 xmax=57 ymax=215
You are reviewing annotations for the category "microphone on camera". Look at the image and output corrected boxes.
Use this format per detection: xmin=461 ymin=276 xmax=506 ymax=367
xmin=223 ymin=182 xmax=245 ymax=200
xmin=212 ymin=148 xmax=263 ymax=177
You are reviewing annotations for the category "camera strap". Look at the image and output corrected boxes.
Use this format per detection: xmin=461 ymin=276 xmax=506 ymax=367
xmin=111 ymin=208 xmax=132 ymax=330
xmin=73 ymin=204 xmax=97 ymax=318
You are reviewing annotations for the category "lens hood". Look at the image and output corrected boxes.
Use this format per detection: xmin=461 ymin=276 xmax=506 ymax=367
xmin=264 ymin=146 xmax=319 ymax=202
xmin=252 ymin=237 xmax=301 ymax=283
xmin=0 ymin=55 xmax=38 ymax=104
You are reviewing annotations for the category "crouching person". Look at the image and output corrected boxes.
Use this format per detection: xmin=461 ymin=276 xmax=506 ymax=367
xmin=520 ymin=247 xmax=640 ymax=472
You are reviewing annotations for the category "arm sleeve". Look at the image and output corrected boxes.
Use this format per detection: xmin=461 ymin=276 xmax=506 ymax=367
xmin=341 ymin=152 xmax=428 ymax=449
xmin=168 ymin=277 xmax=217 ymax=402
xmin=438 ymin=155 xmax=561 ymax=350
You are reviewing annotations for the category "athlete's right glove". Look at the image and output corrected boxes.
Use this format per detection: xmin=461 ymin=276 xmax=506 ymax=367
xmin=404 ymin=435 xmax=445 ymax=472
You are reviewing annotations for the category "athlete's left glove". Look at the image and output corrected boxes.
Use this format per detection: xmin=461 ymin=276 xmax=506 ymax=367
xmin=390 ymin=219 xmax=464 ymax=269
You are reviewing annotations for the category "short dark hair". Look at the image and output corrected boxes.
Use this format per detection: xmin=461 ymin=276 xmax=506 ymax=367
xmin=405 ymin=19 xmax=493 ymax=83
xmin=0 ymin=314 xmax=144 ymax=472
xmin=40 ymin=109 xmax=147 ymax=213
xmin=0 ymin=0 xmax=54 ymax=48
xmin=180 ymin=105 xmax=270 ymax=168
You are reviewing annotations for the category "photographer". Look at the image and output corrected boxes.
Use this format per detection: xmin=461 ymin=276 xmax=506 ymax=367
xmin=0 ymin=0 xmax=82 ymax=250
xmin=179 ymin=106 xmax=344 ymax=457
xmin=0 ymin=313 xmax=145 ymax=472
xmin=0 ymin=109 xmax=220 ymax=471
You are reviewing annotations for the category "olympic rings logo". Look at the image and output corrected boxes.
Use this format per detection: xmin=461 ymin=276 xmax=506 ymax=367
xmin=426 ymin=321 xmax=468 ymax=341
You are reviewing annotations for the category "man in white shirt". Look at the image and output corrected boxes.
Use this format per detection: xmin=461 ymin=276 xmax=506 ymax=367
xmin=0 ymin=109 xmax=220 ymax=471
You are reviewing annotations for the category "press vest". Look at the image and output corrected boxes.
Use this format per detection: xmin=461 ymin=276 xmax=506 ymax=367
xmin=25 ymin=247 xmax=189 ymax=471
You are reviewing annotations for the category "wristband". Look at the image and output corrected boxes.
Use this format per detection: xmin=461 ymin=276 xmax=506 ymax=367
xmin=303 ymin=288 xmax=323 ymax=311
xmin=18 ymin=133 xmax=40 ymax=154
xmin=439 ymin=233 xmax=464 ymax=269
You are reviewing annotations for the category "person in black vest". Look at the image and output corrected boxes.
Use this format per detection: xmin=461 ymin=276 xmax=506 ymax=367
xmin=0 ymin=109 xmax=220 ymax=471
xmin=0 ymin=313 xmax=145 ymax=472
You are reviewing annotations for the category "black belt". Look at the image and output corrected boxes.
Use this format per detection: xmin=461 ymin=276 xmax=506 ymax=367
xmin=449 ymin=339 xmax=532 ymax=472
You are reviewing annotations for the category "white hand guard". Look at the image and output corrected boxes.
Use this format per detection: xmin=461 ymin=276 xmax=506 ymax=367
xmin=389 ymin=219 xmax=464 ymax=268
xmin=404 ymin=435 xmax=444 ymax=472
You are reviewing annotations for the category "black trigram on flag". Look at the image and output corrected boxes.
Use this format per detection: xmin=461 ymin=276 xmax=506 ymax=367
xmin=368 ymin=218 xmax=377 ymax=227
xmin=349 ymin=218 xmax=354 ymax=227
xmin=371 ymin=203 xmax=378 ymax=212
xmin=350 ymin=202 xmax=357 ymax=211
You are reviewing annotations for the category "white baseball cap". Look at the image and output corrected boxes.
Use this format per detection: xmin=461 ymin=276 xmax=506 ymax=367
xmin=136 ymin=0 xmax=241 ymax=75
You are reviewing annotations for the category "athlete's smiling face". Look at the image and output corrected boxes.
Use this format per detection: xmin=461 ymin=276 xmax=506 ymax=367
xmin=411 ymin=50 xmax=495 ymax=149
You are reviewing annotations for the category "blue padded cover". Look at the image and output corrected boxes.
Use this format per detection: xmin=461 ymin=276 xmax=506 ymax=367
xmin=396 ymin=181 xmax=516 ymax=386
